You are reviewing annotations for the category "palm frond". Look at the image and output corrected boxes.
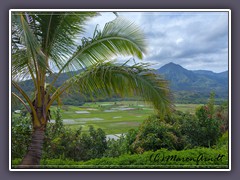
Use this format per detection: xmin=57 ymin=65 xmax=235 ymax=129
xmin=58 ymin=17 xmax=147 ymax=73
xmin=12 ymin=92 xmax=31 ymax=113
xmin=12 ymin=81 xmax=39 ymax=124
xmin=28 ymin=12 xmax=97 ymax=64
xmin=49 ymin=62 xmax=172 ymax=116
xmin=11 ymin=13 xmax=49 ymax=87
xmin=20 ymin=14 xmax=48 ymax=71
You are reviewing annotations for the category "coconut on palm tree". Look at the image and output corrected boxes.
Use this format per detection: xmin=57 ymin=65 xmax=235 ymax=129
xmin=11 ymin=11 xmax=172 ymax=168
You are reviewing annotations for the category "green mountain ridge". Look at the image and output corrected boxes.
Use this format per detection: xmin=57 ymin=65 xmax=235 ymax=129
xmin=156 ymin=62 xmax=228 ymax=103
xmin=13 ymin=62 xmax=229 ymax=106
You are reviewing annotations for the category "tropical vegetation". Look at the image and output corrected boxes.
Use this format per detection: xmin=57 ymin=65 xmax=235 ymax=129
xmin=11 ymin=98 xmax=229 ymax=168
xmin=11 ymin=11 xmax=172 ymax=167
xmin=11 ymin=11 xmax=229 ymax=169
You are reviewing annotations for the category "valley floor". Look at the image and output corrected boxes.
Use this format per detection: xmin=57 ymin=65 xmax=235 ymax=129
xmin=49 ymin=101 xmax=201 ymax=134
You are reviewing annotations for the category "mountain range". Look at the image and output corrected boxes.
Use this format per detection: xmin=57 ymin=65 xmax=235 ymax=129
xmin=156 ymin=62 xmax=228 ymax=103
xmin=13 ymin=62 xmax=229 ymax=106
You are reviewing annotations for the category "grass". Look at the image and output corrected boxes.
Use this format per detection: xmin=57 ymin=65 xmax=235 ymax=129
xmin=49 ymin=101 xmax=201 ymax=134
xmin=175 ymin=104 xmax=203 ymax=114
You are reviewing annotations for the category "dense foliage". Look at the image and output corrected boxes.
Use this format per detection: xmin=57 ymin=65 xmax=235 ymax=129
xmin=126 ymin=96 xmax=228 ymax=154
xmin=12 ymin=143 xmax=228 ymax=169
xmin=12 ymin=97 xmax=229 ymax=166
xmin=11 ymin=114 xmax=32 ymax=159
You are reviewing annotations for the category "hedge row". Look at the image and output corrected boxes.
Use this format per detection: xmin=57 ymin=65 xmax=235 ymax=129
xmin=12 ymin=145 xmax=228 ymax=169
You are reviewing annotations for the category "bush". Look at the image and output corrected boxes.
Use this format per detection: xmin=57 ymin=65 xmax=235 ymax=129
xmin=104 ymin=135 xmax=129 ymax=158
xmin=11 ymin=114 xmax=32 ymax=159
xmin=181 ymin=93 xmax=223 ymax=148
xmin=215 ymin=131 xmax=229 ymax=149
xmin=131 ymin=115 xmax=187 ymax=153
xmin=11 ymin=108 xmax=108 ymax=161
xmin=43 ymin=125 xmax=107 ymax=161
xmin=196 ymin=106 xmax=221 ymax=147
xmin=215 ymin=101 xmax=229 ymax=133
xmin=12 ymin=145 xmax=228 ymax=169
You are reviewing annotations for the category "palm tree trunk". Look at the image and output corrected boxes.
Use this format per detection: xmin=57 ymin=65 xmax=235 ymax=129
xmin=18 ymin=127 xmax=45 ymax=168
xmin=17 ymin=89 xmax=50 ymax=168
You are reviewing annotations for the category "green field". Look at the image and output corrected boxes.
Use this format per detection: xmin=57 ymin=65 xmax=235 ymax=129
xmin=50 ymin=101 xmax=201 ymax=134
xmin=175 ymin=103 xmax=203 ymax=114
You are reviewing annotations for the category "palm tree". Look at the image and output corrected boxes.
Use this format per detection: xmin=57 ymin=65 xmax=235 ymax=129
xmin=11 ymin=11 xmax=172 ymax=168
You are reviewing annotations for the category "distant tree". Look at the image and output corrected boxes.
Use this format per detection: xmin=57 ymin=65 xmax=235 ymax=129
xmin=207 ymin=91 xmax=216 ymax=118
xmin=215 ymin=101 xmax=229 ymax=133
xmin=182 ymin=93 xmax=221 ymax=147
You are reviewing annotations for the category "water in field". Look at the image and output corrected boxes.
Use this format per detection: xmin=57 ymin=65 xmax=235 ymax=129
xmin=104 ymin=110 xmax=117 ymax=112
xmin=75 ymin=111 xmax=90 ymax=114
xmin=112 ymin=107 xmax=135 ymax=111
xmin=113 ymin=116 xmax=122 ymax=119
xmin=50 ymin=119 xmax=77 ymax=124
xmin=106 ymin=134 xmax=125 ymax=140
xmin=49 ymin=101 xmax=199 ymax=134
xmin=75 ymin=118 xmax=103 ymax=121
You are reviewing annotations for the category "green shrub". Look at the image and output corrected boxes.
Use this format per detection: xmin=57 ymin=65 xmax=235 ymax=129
xmin=43 ymin=125 xmax=107 ymax=161
xmin=181 ymin=94 xmax=224 ymax=148
xmin=11 ymin=114 xmax=32 ymax=159
xmin=131 ymin=115 xmax=187 ymax=153
xmin=196 ymin=105 xmax=221 ymax=147
xmin=104 ymin=135 xmax=129 ymax=157
xmin=215 ymin=101 xmax=229 ymax=133
xmin=12 ymin=145 xmax=228 ymax=169
xmin=215 ymin=131 xmax=229 ymax=149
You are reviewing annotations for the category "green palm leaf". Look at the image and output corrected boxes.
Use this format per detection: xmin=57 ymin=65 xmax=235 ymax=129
xmin=59 ymin=17 xmax=147 ymax=73
xmin=29 ymin=12 xmax=97 ymax=70
xmin=12 ymin=48 xmax=30 ymax=80
xmin=12 ymin=14 xmax=48 ymax=78
xmin=12 ymin=12 xmax=97 ymax=77
xmin=50 ymin=62 xmax=172 ymax=116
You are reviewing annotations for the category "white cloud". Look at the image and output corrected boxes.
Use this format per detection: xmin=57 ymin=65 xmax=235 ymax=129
xmin=83 ymin=11 xmax=229 ymax=73
xmin=176 ymin=38 xmax=184 ymax=45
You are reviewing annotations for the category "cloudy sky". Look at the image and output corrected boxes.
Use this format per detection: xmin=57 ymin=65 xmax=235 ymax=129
xmin=84 ymin=11 xmax=229 ymax=73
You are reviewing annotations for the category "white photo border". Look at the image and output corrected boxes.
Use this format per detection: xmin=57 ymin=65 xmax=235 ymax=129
xmin=9 ymin=9 xmax=231 ymax=172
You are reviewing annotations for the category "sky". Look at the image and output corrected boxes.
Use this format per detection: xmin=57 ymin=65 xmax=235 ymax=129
xmin=83 ymin=11 xmax=229 ymax=73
